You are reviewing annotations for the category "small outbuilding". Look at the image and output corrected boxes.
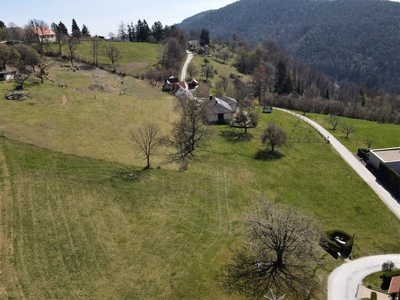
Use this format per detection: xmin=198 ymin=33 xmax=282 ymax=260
xmin=389 ymin=275 xmax=400 ymax=297
xmin=369 ymin=147 xmax=400 ymax=174
xmin=0 ymin=67 xmax=17 ymax=81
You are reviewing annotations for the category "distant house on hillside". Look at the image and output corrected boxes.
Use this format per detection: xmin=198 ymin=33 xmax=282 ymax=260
xmin=174 ymin=82 xmax=190 ymax=98
xmin=0 ymin=66 xmax=17 ymax=81
xmin=162 ymin=76 xmax=179 ymax=92
xmin=188 ymin=79 xmax=198 ymax=90
xmin=30 ymin=27 xmax=56 ymax=43
xmin=205 ymin=96 xmax=238 ymax=123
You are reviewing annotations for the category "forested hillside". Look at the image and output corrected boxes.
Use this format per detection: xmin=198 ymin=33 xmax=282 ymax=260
xmin=178 ymin=0 xmax=400 ymax=93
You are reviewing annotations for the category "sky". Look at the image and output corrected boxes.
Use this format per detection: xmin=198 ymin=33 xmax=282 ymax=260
xmin=0 ymin=0 xmax=238 ymax=37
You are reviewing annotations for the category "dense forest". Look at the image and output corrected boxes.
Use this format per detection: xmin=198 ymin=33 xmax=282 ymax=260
xmin=178 ymin=0 xmax=400 ymax=93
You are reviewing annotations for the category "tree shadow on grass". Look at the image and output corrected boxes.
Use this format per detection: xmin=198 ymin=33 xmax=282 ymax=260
xmin=220 ymin=130 xmax=253 ymax=143
xmin=254 ymin=149 xmax=285 ymax=161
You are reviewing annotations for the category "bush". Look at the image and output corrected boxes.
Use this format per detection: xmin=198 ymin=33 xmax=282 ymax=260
xmin=357 ymin=148 xmax=369 ymax=162
xmin=383 ymin=269 xmax=400 ymax=280
xmin=370 ymin=291 xmax=377 ymax=300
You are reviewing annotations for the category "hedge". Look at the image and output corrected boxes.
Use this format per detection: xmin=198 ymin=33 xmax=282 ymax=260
xmin=322 ymin=230 xmax=354 ymax=257
xmin=378 ymin=163 xmax=400 ymax=197
xmin=370 ymin=291 xmax=377 ymax=300
xmin=383 ymin=269 xmax=400 ymax=280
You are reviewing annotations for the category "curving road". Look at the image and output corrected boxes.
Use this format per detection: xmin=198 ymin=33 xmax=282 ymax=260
xmin=276 ymin=108 xmax=400 ymax=300
xmin=181 ymin=50 xmax=194 ymax=87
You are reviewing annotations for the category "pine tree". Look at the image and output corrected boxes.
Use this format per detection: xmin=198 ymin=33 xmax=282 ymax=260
xmin=199 ymin=29 xmax=210 ymax=46
xmin=71 ymin=19 xmax=81 ymax=42
xmin=58 ymin=21 xmax=68 ymax=35
xmin=151 ymin=21 xmax=163 ymax=42
xmin=81 ymin=24 xmax=90 ymax=37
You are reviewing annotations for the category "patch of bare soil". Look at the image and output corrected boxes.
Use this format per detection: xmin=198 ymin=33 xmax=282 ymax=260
xmin=117 ymin=62 xmax=149 ymax=74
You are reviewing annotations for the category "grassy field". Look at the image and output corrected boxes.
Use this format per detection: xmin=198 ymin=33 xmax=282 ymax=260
xmin=1 ymin=60 xmax=400 ymax=299
xmin=303 ymin=112 xmax=400 ymax=152
xmin=51 ymin=41 xmax=159 ymax=76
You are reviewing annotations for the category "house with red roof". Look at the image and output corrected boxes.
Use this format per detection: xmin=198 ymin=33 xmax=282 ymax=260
xmin=31 ymin=27 xmax=56 ymax=43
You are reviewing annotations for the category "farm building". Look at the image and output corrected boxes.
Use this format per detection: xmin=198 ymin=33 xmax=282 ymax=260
xmin=205 ymin=96 xmax=238 ymax=123
xmin=369 ymin=147 xmax=400 ymax=174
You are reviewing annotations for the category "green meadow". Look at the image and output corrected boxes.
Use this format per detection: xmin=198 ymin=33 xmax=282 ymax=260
xmin=0 ymin=54 xmax=400 ymax=298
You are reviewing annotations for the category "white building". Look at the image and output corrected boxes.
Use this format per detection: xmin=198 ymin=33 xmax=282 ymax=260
xmin=369 ymin=147 xmax=400 ymax=173
xmin=205 ymin=96 xmax=238 ymax=123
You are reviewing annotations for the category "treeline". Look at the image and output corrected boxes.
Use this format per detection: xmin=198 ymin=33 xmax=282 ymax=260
xmin=178 ymin=0 xmax=400 ymax=93
xmin=212 ymin=38 xmax=400 ymax=124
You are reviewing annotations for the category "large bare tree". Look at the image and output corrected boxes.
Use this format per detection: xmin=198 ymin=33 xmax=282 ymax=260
xmin=66 ymin=37 xmax=79 ymax=66
xmin=220 ymin=200 xmax=322 ymax=299
xmin=169 ymin=97 xmax=210 ymax=164
xmin=28 ymin=19 xmax=48 ymax=55
xmin=261 ymin=123 xmax=288 ymax=153
xmin=104 ymin=44 xmax=122 ymax=65
xmin=326 ymin=114 xmax=340 ymax=131
xmin=131 ymin=122 xmax=162 ymax=170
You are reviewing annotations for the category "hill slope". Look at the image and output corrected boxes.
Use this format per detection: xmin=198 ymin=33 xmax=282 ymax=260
xmin=178 ymin=0 xmax=400 ymax=92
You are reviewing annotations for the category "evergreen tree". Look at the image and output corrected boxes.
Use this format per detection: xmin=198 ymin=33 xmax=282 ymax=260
xmin=58 ymin=21 xmax=68 ymax=35
xmin=199 ymin=29 xmax=210 ymax=46
xmin=274 ymin=60 xmax=292 ymax=95
xmin=127 ymin=22 xmax=135 ymax=42
xmin=71 ymin=19 xmax=81 ymax=42
xmin=81 ymin=24 xmax=90 ymax=37
xmin=151 ymin=21 xmax=163 ymax=42
xmin=135 ymin=19 xmax=150 ymax=42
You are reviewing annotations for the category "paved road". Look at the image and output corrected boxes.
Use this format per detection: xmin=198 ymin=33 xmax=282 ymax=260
xmin=181 ymin=50 xmax=194 ymax=87
xmin=328 ymin=254 xmax=400 ymax=300
xmin=276 ymin=108 xmax=400 ymax=300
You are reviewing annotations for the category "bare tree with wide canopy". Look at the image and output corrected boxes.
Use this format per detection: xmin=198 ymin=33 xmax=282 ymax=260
xmin=220 ymin=200 xmax=322 ymax=299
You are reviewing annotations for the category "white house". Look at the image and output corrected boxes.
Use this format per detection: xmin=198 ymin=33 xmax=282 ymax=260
xmin=0 ymin=67 xmax=17 ymax=81
xmin=369 ymin=147 xmax=400 ymax=173
xmin=31 ymin=27 xmax=56 ymax=43
xmin=205 ymin=96 xmax=238 ymax=123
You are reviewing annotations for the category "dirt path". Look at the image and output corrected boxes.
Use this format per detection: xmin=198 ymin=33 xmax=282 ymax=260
xmin=0 ymin=143 xmax=24 ymax=299
xmin=61 ymin=95 xmax=68 ymax=106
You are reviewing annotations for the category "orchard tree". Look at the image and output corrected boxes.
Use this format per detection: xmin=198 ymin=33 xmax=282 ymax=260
xmin=104 ymin=44 xmax=122 ymax=65
xmin=220 ymin=200 xmax=322 ymax=299
xmin=28 ymin=19 xmax=48 ymax=55
xmin=340 ymin=122 xmax=355 ymax=140
xmin=66 ymin=37 xmax=79 ymax=66
xmin=261 ymin=123 xmax=288 ymax=153
xmin=51 ymin=22 xmax=68 ymax=55
xmin=233 ymin=107 xmax=259 ymax=134
xmin=326 ymin=114 xmax=340 ymax=131
xmin=202 ymin=65 xmax=215 ymax=82
xmin=0 ymin=43 xmax=20 ymax=70
xmin=131 ymin=122 xmax=162 ymax=170
xmin=186 ymin=62 xmax=198 ymax=80
xmin=15 ymin=44 xmax=40 ymax=71
xmin=169 ymin=97 xmax=210 ymax=164
xmin=160 ymin=37 xmax=185 ymax=71
xmin=91 ymin=36 xmax=101 ymax=66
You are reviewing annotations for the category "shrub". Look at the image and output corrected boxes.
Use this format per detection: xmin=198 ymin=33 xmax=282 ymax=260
xmin=370 ymin=291 xmax=377 ymax=300
xmin=383 ymin=269 xmax=400 ymax=280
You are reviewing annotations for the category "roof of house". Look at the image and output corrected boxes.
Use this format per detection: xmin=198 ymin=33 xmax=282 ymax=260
xmin=166 ymin=76 xmax=179 ymax=84
xmin=212 ymin=98 xmax=233 ymax=112
xmin=31 ymin=27 xmax=55 ymax=36
xmin=370 ymin=147 xmax=400 ymax=163
xmin=389 ymin=276 xmax=400 ymax=294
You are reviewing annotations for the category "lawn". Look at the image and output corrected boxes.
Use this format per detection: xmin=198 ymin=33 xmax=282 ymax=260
xmin=303 ymin=112 xmax=400 ymax=153
xmin=1 ymin=62 xmax=400 ymax=299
